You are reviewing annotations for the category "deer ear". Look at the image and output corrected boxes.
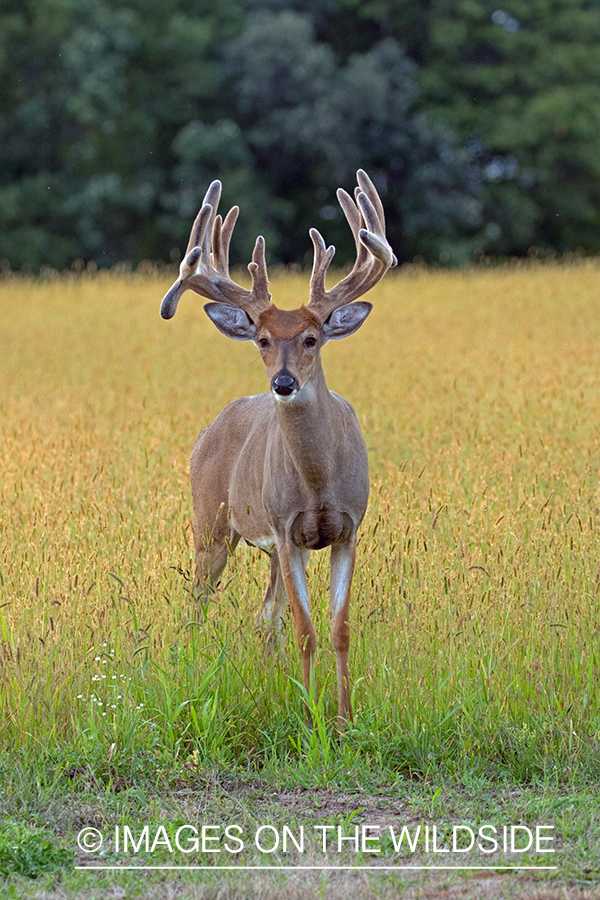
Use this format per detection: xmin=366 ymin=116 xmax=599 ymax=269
xmin=322 ymin=301 xmax=373 ymax=341
xmin=203 ymin=303 xmax=257 ymax=341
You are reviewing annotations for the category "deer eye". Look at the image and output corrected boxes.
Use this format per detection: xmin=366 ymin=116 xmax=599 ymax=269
xmin=304 ymin=336 xmax=317 ymax=348
xmin=257 ymin=337 xmax=270 ymax=350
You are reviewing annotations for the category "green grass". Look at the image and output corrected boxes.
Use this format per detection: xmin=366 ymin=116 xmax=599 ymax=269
xmin=1 ymin=262 xmax=600 ymax=897
xmin=0 ymin=823 xmax=71 ymax=879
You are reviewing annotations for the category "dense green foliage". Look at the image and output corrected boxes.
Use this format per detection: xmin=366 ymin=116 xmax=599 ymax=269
xmin=1 ymin=0 xmax=599 ymax=270
xmin=0 ymin=824 xmax=71 ymax=878
xmin=418 ymin=0 xmax=600 ymax=256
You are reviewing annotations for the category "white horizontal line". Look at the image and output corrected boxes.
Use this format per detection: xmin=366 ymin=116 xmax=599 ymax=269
xmin=76 ymin=865 xmax=558 ymax=871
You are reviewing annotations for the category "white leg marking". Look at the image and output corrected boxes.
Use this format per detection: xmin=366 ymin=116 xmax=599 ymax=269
xmin=330 ymin=546 xmax=354 ymax=616
xmin=291 ymin=550 xmax=311 ymax=613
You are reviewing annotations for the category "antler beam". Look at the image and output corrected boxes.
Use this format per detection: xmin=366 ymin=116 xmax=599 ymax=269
xmin=160 ymin=180 xmax=271 ymax=322
xmin=308 ymin=169 xmax=397 ymax=321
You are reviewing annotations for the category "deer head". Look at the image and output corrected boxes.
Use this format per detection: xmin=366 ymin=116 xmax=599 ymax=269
xmin=160 ymin=171 xmax=397 ymax=402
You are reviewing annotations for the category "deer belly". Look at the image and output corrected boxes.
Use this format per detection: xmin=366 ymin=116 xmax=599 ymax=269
xmin=291 ymin=509 xmax=354 ymax=550
xmin=241 ymin=534 xmax=277 ymax=552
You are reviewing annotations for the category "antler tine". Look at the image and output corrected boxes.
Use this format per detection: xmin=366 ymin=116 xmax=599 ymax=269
xmin=308 ymin=169 xmax=397 ymax=320
xmin=185 ymin=180 xmax=221 ymax=257
xmin=212 ymin=214 xmax=224 ymax=270
xmin=213 ymin=206 xmax=239 ymax=276
xmin=308 ymin=227 xmax=336 ymax=302
xmin=357 ymin=168 xmax=385 ymax=229
xmin=160 ymin=180 xmax=271 ymax=321
xmin=338 ymin=186 xmax=370 ymax=269
xmin=248 ymin=235 xmax=270 ymax=300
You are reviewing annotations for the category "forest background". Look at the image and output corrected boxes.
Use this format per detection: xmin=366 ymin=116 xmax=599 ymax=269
xmin=2 ymin=0 xmax=600 ymax=274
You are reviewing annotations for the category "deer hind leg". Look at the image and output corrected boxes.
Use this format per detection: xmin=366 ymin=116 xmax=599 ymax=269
xmin=330 ymin=540 xmax=356 ymax=728
xmin=192 ymin=504 xmax=239 ymax=607
xmin=278 ymin=543 xmax=316 ymax=714
xmin=255 ymin=550 xmax=287 ymax=654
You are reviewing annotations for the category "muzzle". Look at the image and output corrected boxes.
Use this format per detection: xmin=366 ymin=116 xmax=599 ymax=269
xmin=271 ymin=374 xmax=298 ymax=396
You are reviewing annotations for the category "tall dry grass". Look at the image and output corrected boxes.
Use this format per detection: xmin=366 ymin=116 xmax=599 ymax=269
xmin=1 ymin=262 xmax=600 ymax=779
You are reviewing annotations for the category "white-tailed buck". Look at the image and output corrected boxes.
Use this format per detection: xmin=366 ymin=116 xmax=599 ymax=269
xmin=160 ymin=170 xmax=396 ymax=725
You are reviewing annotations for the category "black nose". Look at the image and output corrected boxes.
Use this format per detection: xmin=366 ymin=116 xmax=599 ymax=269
xmin=271 ymin=374 xmax=298 ymax=396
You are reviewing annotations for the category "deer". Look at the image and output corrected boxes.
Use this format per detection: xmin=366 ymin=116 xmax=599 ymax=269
xmin=160 ymin=170 xmax=396 ymax=726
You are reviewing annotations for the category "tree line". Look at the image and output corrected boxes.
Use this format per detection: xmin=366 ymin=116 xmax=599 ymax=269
xmin=1 ymin=0 xmax=599 ymax=272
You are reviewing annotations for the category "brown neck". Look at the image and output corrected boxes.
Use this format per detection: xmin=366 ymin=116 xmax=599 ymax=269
xmin=273 ymin=359 xmax=338 ymax=492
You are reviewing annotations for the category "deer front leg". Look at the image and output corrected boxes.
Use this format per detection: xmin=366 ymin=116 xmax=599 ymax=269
xmin=278 ymin=542 xmax=316 ymax=713
xmin=330 ymin=540 xmax=356 ymax=727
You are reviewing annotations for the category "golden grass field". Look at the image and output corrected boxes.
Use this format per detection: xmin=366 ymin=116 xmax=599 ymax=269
xmin=2 ymin=261 xmax=600 ymax=776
